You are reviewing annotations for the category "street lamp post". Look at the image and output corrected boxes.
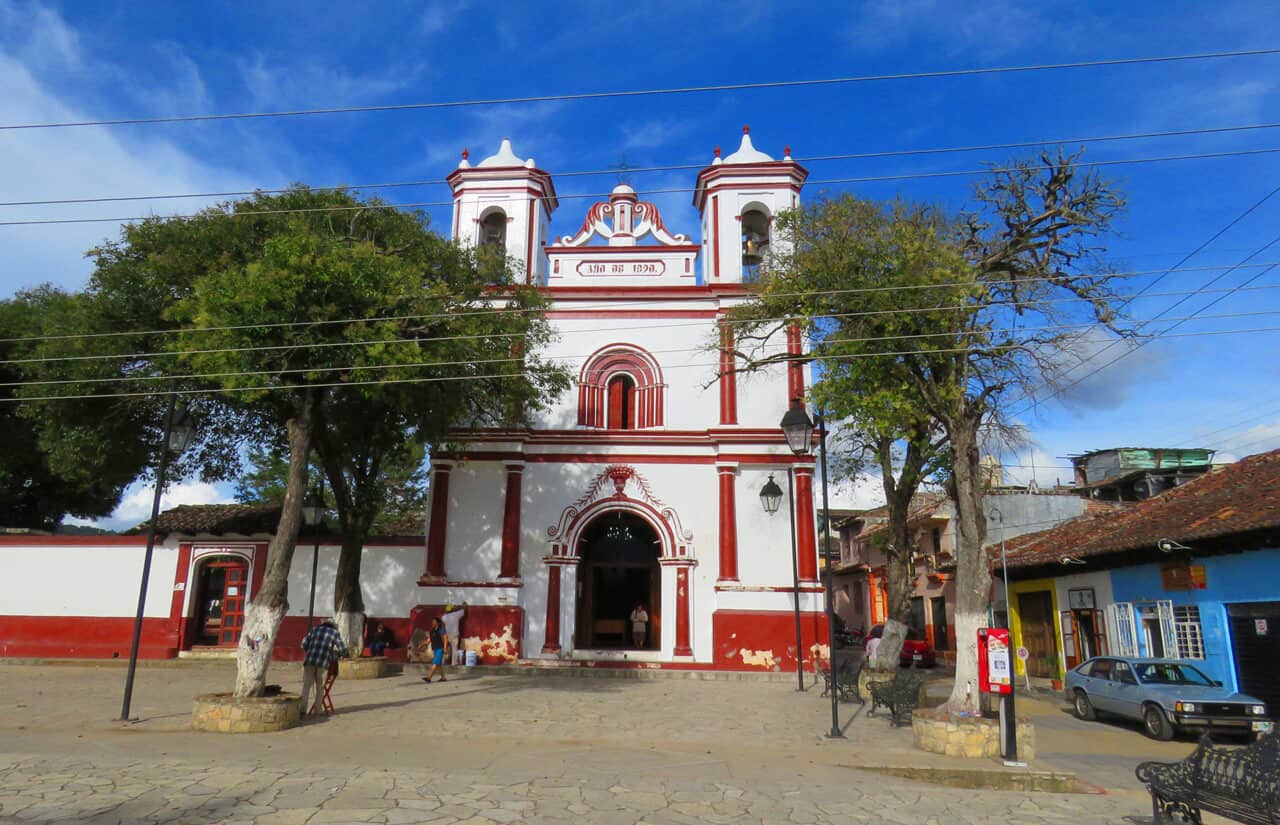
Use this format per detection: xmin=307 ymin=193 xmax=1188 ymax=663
xmin=779 ymin=401 xmax=817 ymax=693
xmin=118 ymin=397 xmax=195 ymax=722
xmin=815 ymin=411 xmax=844 ymax=739
xmin=302 ymin=483 xmax=326 ymax=629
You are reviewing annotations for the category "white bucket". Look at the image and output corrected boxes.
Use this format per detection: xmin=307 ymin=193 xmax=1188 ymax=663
xmin=465 ymin=650 xmax=478 ymax=667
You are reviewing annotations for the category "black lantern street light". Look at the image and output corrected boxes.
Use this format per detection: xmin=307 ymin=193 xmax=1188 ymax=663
xmin=119 ymin=397 xmax=195 ymax=722
xmin=778 ymin=401 xmax=817 ymax=692
xmin=303 ymin=483 xmax=326 ymax=629
xmin=815 ymin=410 xmax=845 ymax=739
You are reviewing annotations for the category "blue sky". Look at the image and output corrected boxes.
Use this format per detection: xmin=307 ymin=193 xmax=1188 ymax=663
xmin=3 ymin=0 xmax=1279 ymax=525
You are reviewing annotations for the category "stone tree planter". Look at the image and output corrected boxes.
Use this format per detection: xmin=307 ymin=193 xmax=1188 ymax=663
xmin=191 ymin=690 xmax=301 ymax=733
xmin=337 ymin=656 xmax=394 ymax=679
xmin=912 ymin=707 xmax=1036 ymax=760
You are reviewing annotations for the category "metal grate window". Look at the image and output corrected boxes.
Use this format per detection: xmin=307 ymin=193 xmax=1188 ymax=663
xmin=1173 ymin=605 xmax=1206 ymax=660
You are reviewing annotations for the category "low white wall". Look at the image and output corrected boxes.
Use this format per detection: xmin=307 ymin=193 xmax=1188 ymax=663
xmin=0 ymin=541 xmax=179 ymax=618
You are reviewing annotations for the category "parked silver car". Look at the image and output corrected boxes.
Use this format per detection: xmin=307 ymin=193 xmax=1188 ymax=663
xmin=1063 ymin=656 xmax=1273 ymax=740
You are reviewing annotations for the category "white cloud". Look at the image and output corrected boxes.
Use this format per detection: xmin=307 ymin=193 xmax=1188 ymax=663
xmin=843 ymin=0 xmax=1093 ymax=59
xmin=0 ymin=3 xmax=274 ymax=295
xmin=236 ymin=53 xmax=423 ymax=111
xmin=419 ymin=0 xmax=470 ymax=35
xmin=64 ymin=480 xmax=236 ymax=532
xmin=1206 ymin=420 xmax=1280 ymax=462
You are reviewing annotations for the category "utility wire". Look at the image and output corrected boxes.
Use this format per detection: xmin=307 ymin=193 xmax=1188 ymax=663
xmin=5 ymin=322 xmax=1280 ymax=399
xmin=1013 ymin=233 xmax=1280 ymax=414
xmin=5 ymin=283 xmax=1278 ymax=369
xmin=6 ymin=146 xmax=1280 ymax=227
xmin=5 ymin=48 xmax=1278 ymax=131
xmin=7 ymin=308 xmax=1280 ymax=389
xmin=6 ymin=264 xmax=1280 ymax=349
xmin=7 ymin=120 xmax=1280 ymax=209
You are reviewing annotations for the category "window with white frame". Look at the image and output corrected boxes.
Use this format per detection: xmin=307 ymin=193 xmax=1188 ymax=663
xmin=1172 ymin=605 xmax=1206 ymax=660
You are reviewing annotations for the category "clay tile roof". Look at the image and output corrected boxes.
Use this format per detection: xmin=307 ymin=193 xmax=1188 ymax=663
xmin=1002 ymin=449 xmax=1280 ymax=568
xmin=129 ymin=503 xmax=282 ymax=536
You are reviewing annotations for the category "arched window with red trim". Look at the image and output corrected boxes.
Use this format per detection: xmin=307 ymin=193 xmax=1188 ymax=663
xmin=578 ymin=345 xmax=664 ymax=429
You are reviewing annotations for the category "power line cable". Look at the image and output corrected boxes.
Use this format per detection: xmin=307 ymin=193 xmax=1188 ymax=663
xmin=6 ymin=146 xmax=1280 ymax=227
xmin=7 ymin=265 xmax=1280 ymax=349
xmin=8 ymin=120 xmax=1280 ymax=209
xmin=5 ymin=48 xmax=1279 ymax=132
xmin=6 ymin=323 xmax=1280 ymax=403
xmin=7 ymin=308 xmax=1280 ymax=390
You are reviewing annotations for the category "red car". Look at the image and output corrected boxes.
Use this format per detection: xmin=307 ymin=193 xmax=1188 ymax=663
xmin=869 ymin=624 xmax=938 ymax=668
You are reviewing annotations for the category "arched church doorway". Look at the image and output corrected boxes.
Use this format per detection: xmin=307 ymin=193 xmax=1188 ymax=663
xmin=575 ymin=511 xmax=661 ymax=650
xmin=191 ymin=555 xmax=249 ymax=647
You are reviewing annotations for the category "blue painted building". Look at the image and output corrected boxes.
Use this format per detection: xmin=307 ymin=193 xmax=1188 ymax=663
xmin=1003 ymin=449 xmax=1280 ymax=714
xmin=1107 ymin=547 xmax=1280 ymax=697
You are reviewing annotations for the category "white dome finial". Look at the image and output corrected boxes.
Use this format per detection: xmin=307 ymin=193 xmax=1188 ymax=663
xmin=478 ymin=138 xmax=527 ymax=168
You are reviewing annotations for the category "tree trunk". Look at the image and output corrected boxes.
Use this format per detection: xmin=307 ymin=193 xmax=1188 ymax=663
xmin=942 ymin=414 xmax=990 ymax=713
xmin=873 ymin=514 xmax=915 ymax=670
xmin=233 ymin=393 xmax=315 ymax=698
xmin=333 ymin=532 xmax=366 ymax=656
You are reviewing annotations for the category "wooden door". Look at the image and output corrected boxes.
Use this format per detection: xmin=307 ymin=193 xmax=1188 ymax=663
xmin=218 ymin=563 xmax=249 ymax=645
xmin=1017 ymin=590 xmax=1058 ymax=678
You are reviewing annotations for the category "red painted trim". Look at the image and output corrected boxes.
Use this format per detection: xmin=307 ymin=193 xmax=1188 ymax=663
xmin=546 ymin=309 xmax=719 ymax=320
xmin=712 ymin=608 xmax=827 ymax=672
xmin=786 ymin=324 xmax=804 ymax=404
xmin=0 ymin=616 xmax=178 ymax=660
xmin=714 ymin=584 xmax=826 ymax=593
xmin=540 ymin=284 xmax=752 ymax=299
xmin=711 ymin=195 xmax=720 ymax=280
xmin=794 ymin=468 xmax=818 ymax=582
xmin=171 ymin=543 xmax=194 ymax=650
xmin=719 ymin=322 xmax=737 ymax=425
xmin=448 ymin=452 xmax=811 ymax=466
xmin=526 ymin=199 xmax=536 ymax=284
xmin=547 ymin=245 xmax=701 ymax=256
xmin=717 ymin=465 xmax=739 ymax=582
xmin=249 ymin=542 xmax=267 ymax=601
xmin=674 ymin=567 xmax=692 ymax=656
xmin=415 ymin=579 xmax=523 ymax=588
xmin=542 ymin=564 xmax=562 ymax=653
xmin=0 ymin=535 xmax=149 ymax=546
xmin=425 ymin=465 xmax=451 ymax=578
xmin=455 ymin=427 xmax=793 ymax=443
xmin=500 ymin=465 xmax=523 ymax=579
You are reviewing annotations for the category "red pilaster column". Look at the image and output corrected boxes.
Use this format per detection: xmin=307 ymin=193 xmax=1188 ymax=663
xmin=794 ymin=465 xmax=818 ymax=582
xmin=786 ymin=323 xmax=804 ymax=404
xmin=719 ymin=321 xmax=738 ymax=425
xmin=500 ymin=462 xmax=524 ymax=580
xmin=675 ymin=562 xmax=695 ymax=656
xmin=716 ymin=463 xmax=739 ymax=582
xmin=424 ymin=461 xmax=453 ymax=580
xmin=542 ymin=561 xmax=563 ymax=653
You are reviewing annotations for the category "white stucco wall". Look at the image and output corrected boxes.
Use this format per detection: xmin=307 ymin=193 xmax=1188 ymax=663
xmin=1 ymin=540 xmax=180 ymax=618
xmin=283 ymin=542 xmax=425 ymax=617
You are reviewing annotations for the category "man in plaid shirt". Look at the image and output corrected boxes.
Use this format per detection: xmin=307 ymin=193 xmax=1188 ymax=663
xmin=300 ymin=619 xmax=347 ymax=716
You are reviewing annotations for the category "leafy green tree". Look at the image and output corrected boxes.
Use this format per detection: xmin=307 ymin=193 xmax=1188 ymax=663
xmin=42 ymin=187 xmax=566 ymax=696
xmin=734 ymin=152 xmax=1128 ymax=711
xmin=731 ymin=198 xmax=953 ymax=671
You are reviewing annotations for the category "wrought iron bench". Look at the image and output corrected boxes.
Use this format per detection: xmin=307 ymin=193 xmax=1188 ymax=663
xmin=819 ymin=655 xmax=865 ymax=704
xmin=1135 ymin=730 xmax=1280 ymax=824
xmin=867 ymin=669 xmax=924 ymax=727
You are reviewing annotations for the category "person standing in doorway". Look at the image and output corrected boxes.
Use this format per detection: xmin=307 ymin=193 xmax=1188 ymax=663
xmin=630 ymin=602 xmax=649 ymax=649
xmin=423 ymin=617 xmax=448 ymax=683
xmin=442 ymin=602 xmax=466 ymax=666
xmin=300 ymin=619 xmax=347 ymax=716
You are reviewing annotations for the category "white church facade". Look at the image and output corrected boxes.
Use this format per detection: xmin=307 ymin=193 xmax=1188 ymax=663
xmin=421 ymin=130 xmax=824 ymax=670
xmin=0 ymin=130 xmax=829 ymax=672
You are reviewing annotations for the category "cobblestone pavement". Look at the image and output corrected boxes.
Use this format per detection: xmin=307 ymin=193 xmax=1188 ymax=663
xmin=0 ymin=663 xmax=1167 ymax=824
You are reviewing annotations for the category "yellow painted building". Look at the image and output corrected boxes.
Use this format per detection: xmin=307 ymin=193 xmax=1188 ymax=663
xmin=1006 ymin=577 xmax=1064 ymax=679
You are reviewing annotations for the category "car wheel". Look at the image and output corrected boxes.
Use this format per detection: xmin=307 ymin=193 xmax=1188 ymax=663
xmin=1072 ymin=690 xmax=1095 ymax=721
xmin=1143 ymin=704 xmax=1175 ymax=741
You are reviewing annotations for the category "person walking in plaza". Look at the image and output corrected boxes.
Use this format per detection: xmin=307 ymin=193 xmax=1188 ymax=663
xmin=630 ymin=602 xmax=649 ymax=649
xmin=300 ymin=618 xmax=347 ymax=716
xmin=442 ymin=602 xmax=466 ymax=665
xmin=423 ymin=616 xmax=448 ymax=683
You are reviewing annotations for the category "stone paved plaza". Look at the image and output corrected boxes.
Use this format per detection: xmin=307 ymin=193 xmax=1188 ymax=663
xmin=0 ymin=661 xmax=1199 ymax=824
